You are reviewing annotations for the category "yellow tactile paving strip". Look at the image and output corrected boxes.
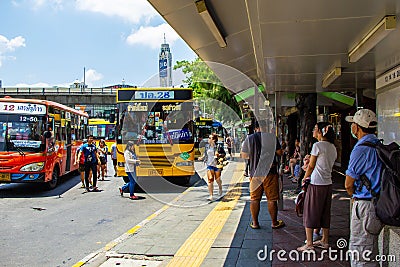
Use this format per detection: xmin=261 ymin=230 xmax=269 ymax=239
xmin=166 ymin=162 xmax=245 ymax=267
xmin=72 ymin=188 xmax=194 ymax=267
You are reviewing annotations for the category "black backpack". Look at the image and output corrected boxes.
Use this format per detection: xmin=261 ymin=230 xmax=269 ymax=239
xmin=359 ymin=141 xmax=400 ymax=226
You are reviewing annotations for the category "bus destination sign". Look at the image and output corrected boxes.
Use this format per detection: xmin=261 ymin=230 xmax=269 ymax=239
xmin=117 ymin=88 xmax=192 ymax=102
xmin=135 ymin=91 xmax=174 ymax=100
xmin=0 ymin=102 xmax=46 ymax=115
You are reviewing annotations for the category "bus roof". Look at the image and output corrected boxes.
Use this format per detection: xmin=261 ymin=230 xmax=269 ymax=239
xmin=0 ymin=97 xmax=88 ymax=117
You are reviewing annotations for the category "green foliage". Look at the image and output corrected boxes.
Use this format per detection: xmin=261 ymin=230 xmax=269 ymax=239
xmin=174 ymin=58 xmax=241 ymax=123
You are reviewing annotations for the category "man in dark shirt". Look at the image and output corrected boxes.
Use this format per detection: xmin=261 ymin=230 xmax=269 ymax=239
xmin=78 ymin=135 xmax=101 ymax=192
xmin=241 ymin=120 xmax=285 ymax=229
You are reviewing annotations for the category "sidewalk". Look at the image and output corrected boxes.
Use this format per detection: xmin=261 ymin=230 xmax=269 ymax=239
xmin=83 ymin=158 xmax=351 ymax=267
xmin=201 ymin=167 xmax=351 ymax=266
xmin=271 ymin=170 xmax=351 ymax=266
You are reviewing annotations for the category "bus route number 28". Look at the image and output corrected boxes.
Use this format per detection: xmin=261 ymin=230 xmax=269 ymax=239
xmin=135 ymin=91 xmax=174 ymax=100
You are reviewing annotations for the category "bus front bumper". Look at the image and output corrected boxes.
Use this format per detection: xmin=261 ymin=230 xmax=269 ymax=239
xmin=0 ymin=173 xmax=46 ymax=183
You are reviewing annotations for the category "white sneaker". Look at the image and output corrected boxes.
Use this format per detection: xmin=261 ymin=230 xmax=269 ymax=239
xmin=207 ymin=195 xmax=213 ymax=201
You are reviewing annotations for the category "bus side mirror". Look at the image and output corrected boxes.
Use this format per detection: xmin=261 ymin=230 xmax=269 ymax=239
xmin=109 ymin=114 xmax=115 ymax=123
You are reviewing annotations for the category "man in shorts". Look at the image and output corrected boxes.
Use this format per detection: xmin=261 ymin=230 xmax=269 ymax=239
xmin=241 ymin=120 xmax=285 ymax=229
xmin=345 ymin=109 xmax=383 ymax=266
xmin=78 ymin=135 xmax=101 ymax=192
xmin=74 ymin=139 xmax=88 ymax=188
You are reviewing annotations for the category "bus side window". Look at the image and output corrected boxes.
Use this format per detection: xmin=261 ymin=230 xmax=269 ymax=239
xmin=55 ymin=127 xmax=61 ymax=141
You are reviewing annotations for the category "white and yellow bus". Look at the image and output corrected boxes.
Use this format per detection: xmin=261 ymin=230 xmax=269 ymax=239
xmin=88 ymin=118 xmax=116 ymax=151
xmin=115 ymin=88 xmax=194 ymax=184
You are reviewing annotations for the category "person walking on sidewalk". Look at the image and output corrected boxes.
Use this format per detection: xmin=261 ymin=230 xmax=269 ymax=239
xmin=119 ymin=141 xmax=140 ymax=200
xmin=288 ymin=139 xmax=301 ymax=182
xmin=297 ymin=122 xmax=337 ymax=252
xmin=199 ymin=133 xmax=224 ymax=201
xmin=97 ymin=139 xmax=108 ymax=180
xmin=111 ymin=142 xmax=118 ymax=177
xmin=241 ymin=120 xmax=285 ymax=229
xmin=78 ymin=135 xmax=101 ymax=192
xmin=344 ymin=109 xmax=383 ymax=266
xmin=225 ymin=134 xmax=233 ymax=159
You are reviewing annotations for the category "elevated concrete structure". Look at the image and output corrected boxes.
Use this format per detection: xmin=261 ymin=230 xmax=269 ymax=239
xmin=0 ymin=87 xmax=116 ymax=106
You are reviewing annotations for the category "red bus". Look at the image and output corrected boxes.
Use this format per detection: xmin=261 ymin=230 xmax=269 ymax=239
xmin=0 ymin=97 xmax=88 ymax=189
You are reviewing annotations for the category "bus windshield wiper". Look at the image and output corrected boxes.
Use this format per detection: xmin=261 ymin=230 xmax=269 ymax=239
xmin=5 ymin=137 xmax=25 ymax=156
xmin=14 ymin=144 xmax=26 ymax=156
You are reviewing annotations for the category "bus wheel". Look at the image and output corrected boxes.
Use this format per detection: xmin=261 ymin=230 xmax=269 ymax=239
xmin=45 ymin=169 xmax=59 ymax=190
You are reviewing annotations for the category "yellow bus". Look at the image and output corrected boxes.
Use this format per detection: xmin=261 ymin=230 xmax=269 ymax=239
xmin=88 ymin=118 xmax=116 ymax=151
xmin=115 ymin=88 xmax=194 ymax=184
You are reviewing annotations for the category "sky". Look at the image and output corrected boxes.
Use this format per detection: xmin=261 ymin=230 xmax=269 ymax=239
xmin=0 ymin=0 xmax=197 ymax=88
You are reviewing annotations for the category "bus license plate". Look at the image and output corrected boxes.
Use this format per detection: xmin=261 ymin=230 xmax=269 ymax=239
xmin=148 ymin=169 xmax=163 ymax=176
xmin=0 ymin=173 xmax=11 ymax=182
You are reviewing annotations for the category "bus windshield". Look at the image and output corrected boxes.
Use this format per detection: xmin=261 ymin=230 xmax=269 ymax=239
xmin=195 ymin=118 xmax=224 ymax=143
xmin=88 ymin=124 xmax=115 ymax=140
xmin=118 ymin=101 xmax=193 ymax=145
xmin=0 ymin=114 xmax=45 ymax=153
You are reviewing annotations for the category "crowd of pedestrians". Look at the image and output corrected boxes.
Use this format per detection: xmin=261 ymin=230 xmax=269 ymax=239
xmin=74 ymin=135 xmax=117 ymax=193
xmin=73 ymin=136 xmax=142 ymax=200
xmin=238 ymin=109 xmax=385 ymax=266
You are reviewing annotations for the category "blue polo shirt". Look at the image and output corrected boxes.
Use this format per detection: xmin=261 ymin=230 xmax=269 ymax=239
xmin=81 ymin=143 xmax=98 ymax=164
xmin=345 ymin=134 xmax=382 ymax=199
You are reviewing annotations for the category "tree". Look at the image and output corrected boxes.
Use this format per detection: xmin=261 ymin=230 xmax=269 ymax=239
xmin=295 ymin=93 xmax=317 ymax=156
xmin=174 ymin=58 xmax=241 ymax=123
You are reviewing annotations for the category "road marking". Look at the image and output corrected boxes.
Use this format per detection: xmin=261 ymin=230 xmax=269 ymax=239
xmin=72 ymin=177 xmax=204 ymax=267
xmin=166 ymin=163 xmax=245 ymax=267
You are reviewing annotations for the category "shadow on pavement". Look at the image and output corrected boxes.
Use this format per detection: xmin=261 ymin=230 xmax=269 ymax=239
xmin=0 ymin=172 xmax=81 ymax=198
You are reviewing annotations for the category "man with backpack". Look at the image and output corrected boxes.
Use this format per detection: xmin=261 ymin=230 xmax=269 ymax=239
xmin=345 ymin=109 xmax=384 ymax=266
xmin=78 ymin=135 xmax=101 ymax=192
xmin=74 ymin=139 xmax=88 ymax=188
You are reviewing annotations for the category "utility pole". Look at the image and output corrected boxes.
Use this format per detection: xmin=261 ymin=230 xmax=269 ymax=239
xmin=83 ymin=67 xmax=86 ymax=91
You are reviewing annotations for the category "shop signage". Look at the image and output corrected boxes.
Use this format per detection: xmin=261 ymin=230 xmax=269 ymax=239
xmin=376 ymin=65 xmax=400 ymax=90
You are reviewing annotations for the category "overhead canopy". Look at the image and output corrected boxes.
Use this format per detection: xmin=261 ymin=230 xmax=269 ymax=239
xmin=148 ymin=0 xmax=400 ymax=96
xmin=234 ymin=85 xmax=264 ymax=102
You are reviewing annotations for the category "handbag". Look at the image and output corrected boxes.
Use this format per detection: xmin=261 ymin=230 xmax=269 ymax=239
xmin=294 ymin=178 xmax=310 ymax=217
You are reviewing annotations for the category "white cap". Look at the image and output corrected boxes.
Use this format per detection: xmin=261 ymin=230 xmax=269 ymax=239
xmin=345 ymin=109 xmax=377 ymax=128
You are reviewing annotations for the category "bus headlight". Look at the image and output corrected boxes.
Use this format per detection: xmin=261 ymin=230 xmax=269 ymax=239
xmin=20 ymin=162 xmax=45 ymax=172
xmin=176 ymin=161 xmax=194 ymax=167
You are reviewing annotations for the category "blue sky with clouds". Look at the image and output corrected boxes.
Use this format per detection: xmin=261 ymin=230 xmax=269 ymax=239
xmin=0 ymin=0 xmax=197 ymax=88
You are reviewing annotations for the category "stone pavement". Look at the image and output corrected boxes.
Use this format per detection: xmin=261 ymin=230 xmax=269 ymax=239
xmin=201 ymin=167 xmax=351 ymax=267
xmin=82 ymin=158 xmax=351 ymax=267
xmin=271 ymin=170 xmax=351 ymax=266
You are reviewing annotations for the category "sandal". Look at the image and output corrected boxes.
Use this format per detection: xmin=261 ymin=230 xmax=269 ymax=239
xmin=250 ymin=222 xmax=260 ymax=229
xmin=272 ymin=220 xmax=285 ymax=229
xmin=297 ymin=244 xmax=314 ymax=252
xmin=313 ymin=240 xmax=329 ymax=249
